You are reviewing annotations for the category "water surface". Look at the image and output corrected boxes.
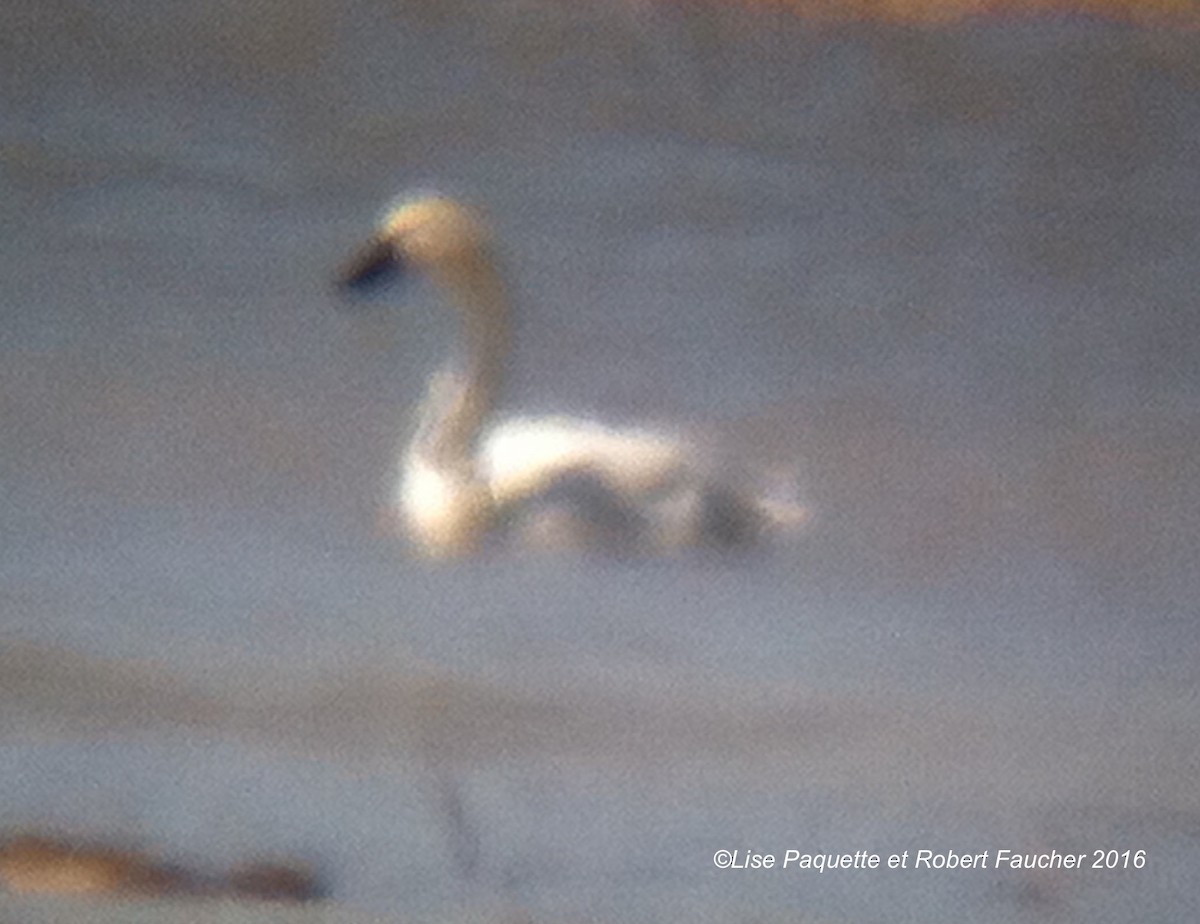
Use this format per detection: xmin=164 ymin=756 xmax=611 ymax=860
xmin=3 ymin=2 xmax=1199 ymax=921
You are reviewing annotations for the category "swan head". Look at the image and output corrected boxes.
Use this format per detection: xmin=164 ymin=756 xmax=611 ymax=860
xmin=338 ymin=193 xmax=492 ymax=293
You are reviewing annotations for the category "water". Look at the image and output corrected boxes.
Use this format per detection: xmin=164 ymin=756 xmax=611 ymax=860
xmin=3 ymin=2 xmax=1199 ymax=921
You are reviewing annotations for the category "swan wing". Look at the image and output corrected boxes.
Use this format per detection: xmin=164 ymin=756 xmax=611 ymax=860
xmin=480 ymin=416 xmax=692 ymax=507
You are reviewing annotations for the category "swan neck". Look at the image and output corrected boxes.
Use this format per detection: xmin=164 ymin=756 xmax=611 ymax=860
xmin=416 ymin=253 xmax=509 ymax=468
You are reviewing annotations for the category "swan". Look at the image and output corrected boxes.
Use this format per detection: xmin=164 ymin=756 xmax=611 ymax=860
xmin=336 ymin=193 xmax=808 ymax=557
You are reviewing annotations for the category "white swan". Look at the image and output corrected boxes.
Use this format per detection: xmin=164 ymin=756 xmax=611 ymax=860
xmin=337 ymin=193 xmax=808 ymax=557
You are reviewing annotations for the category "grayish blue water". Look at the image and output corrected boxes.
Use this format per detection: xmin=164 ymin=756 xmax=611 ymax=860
xmin=3 ymin=2 xmax=1198 ymax=921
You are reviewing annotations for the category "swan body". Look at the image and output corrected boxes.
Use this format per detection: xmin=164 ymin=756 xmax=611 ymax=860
xmin=481 ymin=415 xmax=689 ymax=506
xmin=338 ymin=193 xmax=807 ymax=557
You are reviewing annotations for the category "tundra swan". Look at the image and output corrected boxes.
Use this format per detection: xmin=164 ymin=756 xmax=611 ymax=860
xmin=337 ymin=193 xmax=807 ymax=557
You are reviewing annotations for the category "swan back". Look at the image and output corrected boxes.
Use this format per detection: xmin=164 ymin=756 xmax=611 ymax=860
xmin=481 ymin=416 xmax=691 ymax=507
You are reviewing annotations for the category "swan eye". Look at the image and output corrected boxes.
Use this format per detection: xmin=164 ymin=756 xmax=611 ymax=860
xmin=337 ymin=236 xmax=406 ymax=294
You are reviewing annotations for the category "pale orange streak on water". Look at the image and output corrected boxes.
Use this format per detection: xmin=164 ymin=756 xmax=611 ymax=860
xmin=713 ymin=0 xmax=1199 ymax=27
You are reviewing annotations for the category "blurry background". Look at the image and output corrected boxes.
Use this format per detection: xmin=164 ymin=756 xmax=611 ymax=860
xmin=2 ymin=1 xmax=1198 ymax=921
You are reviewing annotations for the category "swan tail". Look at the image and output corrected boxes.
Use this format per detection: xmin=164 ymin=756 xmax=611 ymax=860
xmin=750 ymin=465 xmax=812 ymax=533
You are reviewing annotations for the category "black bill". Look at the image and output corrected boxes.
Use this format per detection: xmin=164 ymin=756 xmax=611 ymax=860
xmin=336 ymin=236 xmax=405 ymax=293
